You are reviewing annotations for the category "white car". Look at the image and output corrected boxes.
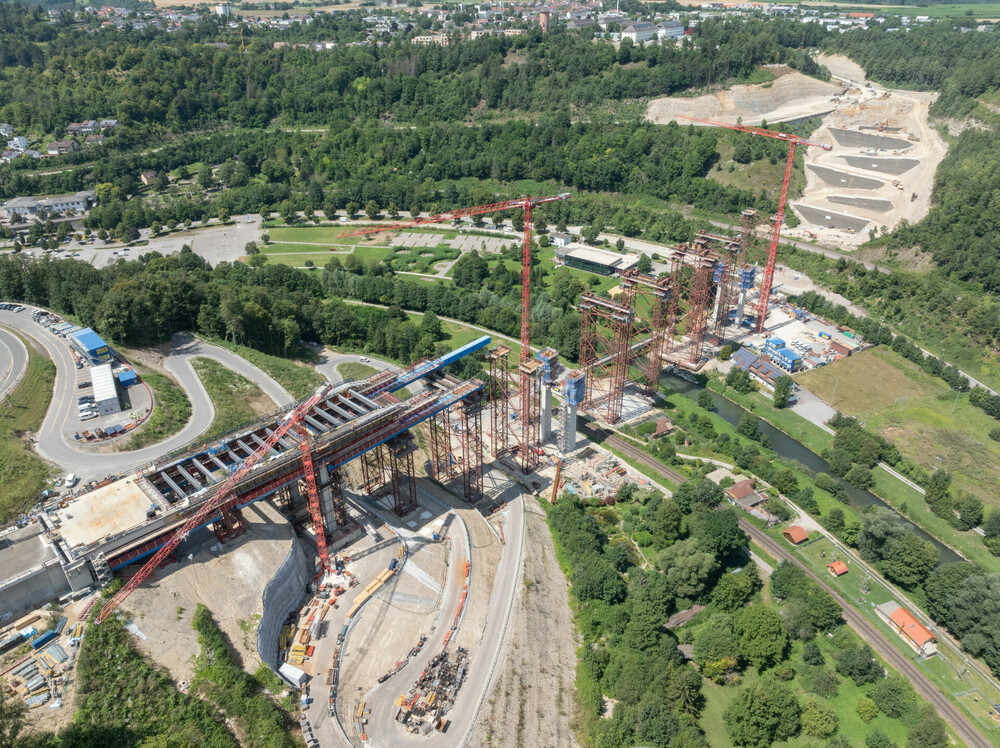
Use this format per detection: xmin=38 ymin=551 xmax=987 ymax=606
xmin=81 ymin=412 xmax=97 ymax=421
xmin=360 ymin=356 xmax=369 ymax=363
xmin=65 ymin=473 xmax=78 ymax=488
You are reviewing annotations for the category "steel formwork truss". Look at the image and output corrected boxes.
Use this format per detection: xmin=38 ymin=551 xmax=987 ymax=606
xmin=387 ymin=438 xmax=418 ymax=517
xmin=459 ymin=403 xmax=484 ymax=502
xmin=486 ymin=346 xmax=512 ymax=456
xmin=579 ymin=293 xmax=635 ymax=424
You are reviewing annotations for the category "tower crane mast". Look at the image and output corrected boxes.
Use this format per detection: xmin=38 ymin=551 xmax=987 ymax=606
xmin=95 ymin=383 xmax=334 ymax=625
xmin=676 ymin=115 xmax=832 ymax=333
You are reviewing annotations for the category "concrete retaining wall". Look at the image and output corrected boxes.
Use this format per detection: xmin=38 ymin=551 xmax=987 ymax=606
xmin=0 ymin=560 xmax=70 ymax=623
xmin=257 ymin=532 xmax=310 ymax=670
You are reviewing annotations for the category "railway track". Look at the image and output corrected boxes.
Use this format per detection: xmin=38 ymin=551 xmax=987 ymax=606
xmin=582 ymin=418 xmax=993 ymax=748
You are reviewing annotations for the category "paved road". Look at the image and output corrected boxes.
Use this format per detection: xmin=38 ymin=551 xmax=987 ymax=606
xmin=0 ymin=325 xmax=28 ymax=400
xmin=0 ymin=311 xmax=293 ymax=481
xmin=586 ymin=425 xmax=992 ymax=748
xmin=313 ymin=348 xmax=398 ymax=386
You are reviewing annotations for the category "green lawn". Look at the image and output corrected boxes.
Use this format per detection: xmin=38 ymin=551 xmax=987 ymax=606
xmin=336 ymin=362 xmax=377 ymax=381
xmin=260 ymin=243 xmax=340 ymax=254
xmin=256 ymin=253 xmax=330 ymax=269
xmin=800 ymin=2 xmax=1000 ymax=19
xmin=205 ymin=339 xmax=325 ymax=399
xmin=800 ymin=346 xmax=1000 ymax=514
xmin=781 ymin=534 xmax=1000 ymax=738
xmin=192 ymin=358 xmax=271 ymax=441
xmin=116 ymin=369 xmax=192 ymax=451
xmin=0 ymin=337 xmax=55 ymax=522
xmin=699 ymin=641 xmax=913 ymax=747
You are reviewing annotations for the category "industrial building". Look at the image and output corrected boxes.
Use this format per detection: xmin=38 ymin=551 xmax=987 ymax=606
xmin=91 ymin=363 xmax=122 ymax=415
xmin=555 ymin=243 xmax=639 ymax=276
xmin=69 ymin=327 xmax=111 ymax=364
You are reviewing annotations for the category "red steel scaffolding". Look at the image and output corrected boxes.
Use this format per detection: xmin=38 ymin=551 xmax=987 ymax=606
xmin=578 ymin=292 xmax=635 ymax=424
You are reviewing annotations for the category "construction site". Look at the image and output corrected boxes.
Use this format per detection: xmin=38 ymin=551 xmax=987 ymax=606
xmin=0 ymin=141 xmax=855 ymax=745
xmin=646 ymin=55 xmax=947 ymax=251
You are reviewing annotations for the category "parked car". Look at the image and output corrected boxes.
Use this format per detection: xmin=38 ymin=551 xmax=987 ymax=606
xmin=77 ymin=381 xmax=91 ymax=389
xmin=81 ymin=412 xmax=97 ymax=421
xmin=65 ymin=473 xmax=77 ymax=488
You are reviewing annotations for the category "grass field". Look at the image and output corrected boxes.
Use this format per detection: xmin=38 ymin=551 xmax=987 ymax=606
xmin=192 ymin=358 xmax=273 ymax=441
xmin=698 ymin=636 xmax=913 ymax=747
xmin=336 ymin=362 xmax=377 ymax=381
xmin=798 ymin=1 xmax=1000 ymax=19
xmin=267 ymin=226 xmax=395 ymax=246
xmin=798 ymin=346 xmax=1000 ymax=510
xmin=116 ymin=369 xmax=192 ymax=451
xmin=0 ymin=340 xmax=55 ymax=522
xmin=205 ymin=339 xmax=325 ymax=399
xmin=782 ymin=533 xmax=1000 ymax=736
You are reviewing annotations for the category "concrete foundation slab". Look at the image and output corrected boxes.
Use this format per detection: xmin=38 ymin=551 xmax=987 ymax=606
xmin=828 ymin=128 xmax=911 ymax=150
xmin=56 ymin=479 xmax=154 ymax=549
xmin=807 ymin=164 xmax=884 ymax=190
xmin=839 ymin=155 xmax=920 ymax=176
xmin=827 ymin=195 xmax=894 ymax=212
xmin=791 ymin=203 xmax=870 ymax=232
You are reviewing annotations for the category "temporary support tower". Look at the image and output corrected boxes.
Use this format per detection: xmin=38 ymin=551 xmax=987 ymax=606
xmin=387 ymin=436 xmax=418 ymax=517
xmin=677 ymin=115 xmax=832 ymax=332
xmin=620 ymin=269 xmax=677 ymax=394
xmin=578 ymin=293 xmax=635 ymax=424
xmin=339 ymin=193 xmax=571 ymax=474
xmin=686 ymin=258 xmax=715 ymax=365
xmin=486 ymin=345 xmax=512 ymax=456
xmin=427 ymin=410 xmax=454 ymax=484
xmin=459 ymin=400 xmax=484 ymax=502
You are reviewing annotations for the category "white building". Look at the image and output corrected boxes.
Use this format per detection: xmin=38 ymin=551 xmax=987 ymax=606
xmin=7 ymin=136 xmax=27 ymax=152
xmin=215 ymin=3 xmax=232 ymax=17
xmin=657 ymin=21 xmax=685 ymax=40
xmin=91 ymin=363 xmax=122 ymax=416
xmin=622 ymin=21 xmax=657 ymax=43
xmin=1 ymin=190 xmax=96 ymax=219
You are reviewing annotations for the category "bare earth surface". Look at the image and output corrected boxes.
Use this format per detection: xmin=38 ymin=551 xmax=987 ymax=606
xmin=788 ymin=54 xmax=948 ymax=250
xmin=125 ymin=501 xmax=296 ymax=688
xmin=646 ymin=67 xmax=842 ymax=126
xmin=471 ymin=499 xmax=580 ymax=748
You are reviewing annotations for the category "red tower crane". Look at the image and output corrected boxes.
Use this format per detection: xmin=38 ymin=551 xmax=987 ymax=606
xmin=676 ymin=115 xmax=832 ymax=332
xmin=95 ymin=383 xmax=334 ymax=625
xmin=340 ymin=194 xmax=571 ymax=472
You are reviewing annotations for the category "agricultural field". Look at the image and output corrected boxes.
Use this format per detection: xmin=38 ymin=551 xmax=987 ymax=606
xmin=797 ymin=346 xmax=1000 ymax=509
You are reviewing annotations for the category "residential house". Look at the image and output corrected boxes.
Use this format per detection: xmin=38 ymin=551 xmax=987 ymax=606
xmin=652 ymin=418 xmax=674 ymax=439
xmin=7 ymin=136 xmax=27 ymax=153
xmin=46 ymin=140 xmax=79 ymax=156
xmin=140 ymin=170 xmax=158 ymax=186
xmin=549 ymin=232 xmax=572 ymax=247
xmin=99 ymin=119 xmax=119 ymax=130
xmin=84 ymin=134 xmax=106 ymax=148
xmin=0 ymin=124 xmax=12 ymax=138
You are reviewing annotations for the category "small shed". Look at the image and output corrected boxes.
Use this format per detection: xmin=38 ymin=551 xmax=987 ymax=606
xmin=118 ymin=370 xmax=138 ymax=388
xmin=782 ymin=526 xmax=808 ymax=545
xmin=827 ymin=560 xmax=848 ymax=576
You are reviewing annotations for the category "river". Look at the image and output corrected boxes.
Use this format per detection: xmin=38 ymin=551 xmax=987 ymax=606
xmin=662 ymin=372 xmax=962 ymax=564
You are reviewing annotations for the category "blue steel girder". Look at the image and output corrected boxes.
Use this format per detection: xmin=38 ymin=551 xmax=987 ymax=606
xmin=107 ymin=379 xmax=485 ymax=569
